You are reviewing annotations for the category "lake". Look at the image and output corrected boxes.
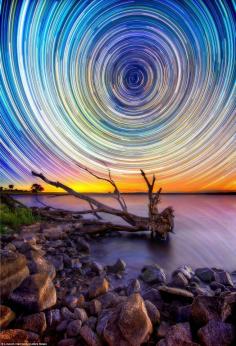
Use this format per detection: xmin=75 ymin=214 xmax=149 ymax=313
xmin=15 ymin=194 xmax=236 ymax=278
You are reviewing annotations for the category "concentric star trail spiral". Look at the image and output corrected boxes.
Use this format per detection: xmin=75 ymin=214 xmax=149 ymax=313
xmin=0 ymin=0 xmax=235 ymax=192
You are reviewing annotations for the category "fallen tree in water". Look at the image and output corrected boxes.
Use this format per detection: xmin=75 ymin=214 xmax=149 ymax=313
xmin=31 ymin=168 xmax=174 ymax=240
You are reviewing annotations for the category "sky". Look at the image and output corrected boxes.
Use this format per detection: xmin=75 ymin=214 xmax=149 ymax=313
xmin=0 ymin=0 xmax=235 ymax=193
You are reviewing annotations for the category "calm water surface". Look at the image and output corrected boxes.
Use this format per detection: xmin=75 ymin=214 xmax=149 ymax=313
xmin=16 ymin=194 xmax=236 ymax=277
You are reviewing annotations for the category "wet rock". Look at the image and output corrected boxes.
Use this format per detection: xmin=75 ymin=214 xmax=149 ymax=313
xmin=79 ymin=325 xmax=102 ymax=346
xmin=145 ymin=300 xmax=160 ymax=324
xmin=27 ymin=251 xmax=56 ymax=279
xmin=74 ymin=308 xmax=88 ymax=322
xmin=0 ymin=250 xmax=29 ymax=298
xmin=215 ymin=270 xmax=234 ymax=287
xmin=18 ymin=312 xmax=47 ymax=334
xmin=9 ymin=273 xmax=57 ymax=312
xmin=106 ymin=258 xmax=126 ymax=273
xmin=158 ymin=322 xmax=198 ymax=346
xmin=198 ymin=320 xmax=235 ymax=346
xmin=170 ymin=272 xmax=189 ymax=288
xmin=0 ymin=329 xmax=39 ymax=345
xmin=89 ymin=299 xmax=102 ymax=316
xmin=0 ymin=305 xmax=15 ymax=329
xmin=76 ymin=238 xmax=90 ymax=252
xmin=118 ymin=293 xmax=153 ymax=345
xmin=172 ymin=265 xmax=194 ymax=281
xmin=66 ymin=319 xmax=82 ymax=337
xmin=159 ymin=286 xmax=194 ymax=302
xmin=140 ymin=264 xmax=166 ymax=284
xmin=46 ymin=309 xmax=61 ymax=327
xmin=89 ymin=276 xmax=109 ymax=299
xmin=195 ymin=268 xmax=216 ymax=283
xmin=191 ymin=296 xmax=220 ymax=327
xmin=126 ymin=278 xmax=141 ymax=295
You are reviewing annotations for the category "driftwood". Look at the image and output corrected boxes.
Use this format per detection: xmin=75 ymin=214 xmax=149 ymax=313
xmin=32 ymin=168 xmax=174 ymax=240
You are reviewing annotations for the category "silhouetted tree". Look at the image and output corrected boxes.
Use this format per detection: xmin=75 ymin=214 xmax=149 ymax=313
xmin=31 ymin=183 xmax=44 ymax=193
xmin=8 ymin=184 xmax=14 ymax=190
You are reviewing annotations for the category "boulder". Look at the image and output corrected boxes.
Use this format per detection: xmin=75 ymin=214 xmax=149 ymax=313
xmin=195 ymin=268 xmax=215 ymax=283
xmin=106 ymin=259 xmax=126 ymax=274
xmin=66 ymin=319 xmax=82 ymax=337
xmin=159 ymin=286 xmax=194 ymax=302
xmin=0 ymin=250 xmax=29 ymax=298
xmin=191 ymin=296 xmax=220 ymax=327
xmin=144 ymin=300 xmax=160 ymax=324
xmin=198 ymin=320 xmax=235 ymax=346
xmin=79 ymin=325 xmax=102 ymax=346
xmin=0 ymin=329 xmax=39 ymax=344
xmin=140 ymin=264 xmax=166 ymax=284
xmin=0 ymin=305 xmax=15 ymax=329
xmin=118 ymin=293 xmax=153 ymax=345
xmin=9 ymin=273 xmax=57 ymax=312
xmin=17 ymin=312 xmax=47 ymax=334
xmin=27 ymin=250 xmax=56 ymax=279
xmin=89 ymin=277 xmax=109 ymax=299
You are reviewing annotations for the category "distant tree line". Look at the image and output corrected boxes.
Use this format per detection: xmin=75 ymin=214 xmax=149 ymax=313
xmin=0 ymin=184 xmax=44 ymax=193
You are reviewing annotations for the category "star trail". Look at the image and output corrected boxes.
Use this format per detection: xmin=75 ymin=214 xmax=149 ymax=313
xmin=0 ymin=0 xmax=235 ymax=192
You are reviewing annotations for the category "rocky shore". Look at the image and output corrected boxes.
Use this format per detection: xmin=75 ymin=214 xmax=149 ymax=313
xmin=0 ymin=221 xmax=236 ymax=345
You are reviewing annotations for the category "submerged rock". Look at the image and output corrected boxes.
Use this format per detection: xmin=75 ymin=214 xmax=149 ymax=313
xmin=9 ymin=273 xmax=57 ymax=312
xmin=140 ymin=264 xmax=166 ymax=284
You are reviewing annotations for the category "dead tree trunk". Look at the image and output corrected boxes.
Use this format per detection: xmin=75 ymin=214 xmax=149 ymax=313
xmin=32 ymin=168 xmax=174 ymax=240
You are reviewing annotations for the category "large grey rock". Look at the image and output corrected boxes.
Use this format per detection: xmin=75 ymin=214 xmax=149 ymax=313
xmin=0 ymin=250 xmax=29 ymax=298
xmin=9 ymin=273 xmax=57 ymax=312
xmin=103 ymin=293 xmax=153 ymax=346
xmin=195 ymin=268 xmax=215 ymax=283
xmin=159 ymin=286 xmax=194 ymax=302
xmin=140 ymin=264 xmax=166 ymax=284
